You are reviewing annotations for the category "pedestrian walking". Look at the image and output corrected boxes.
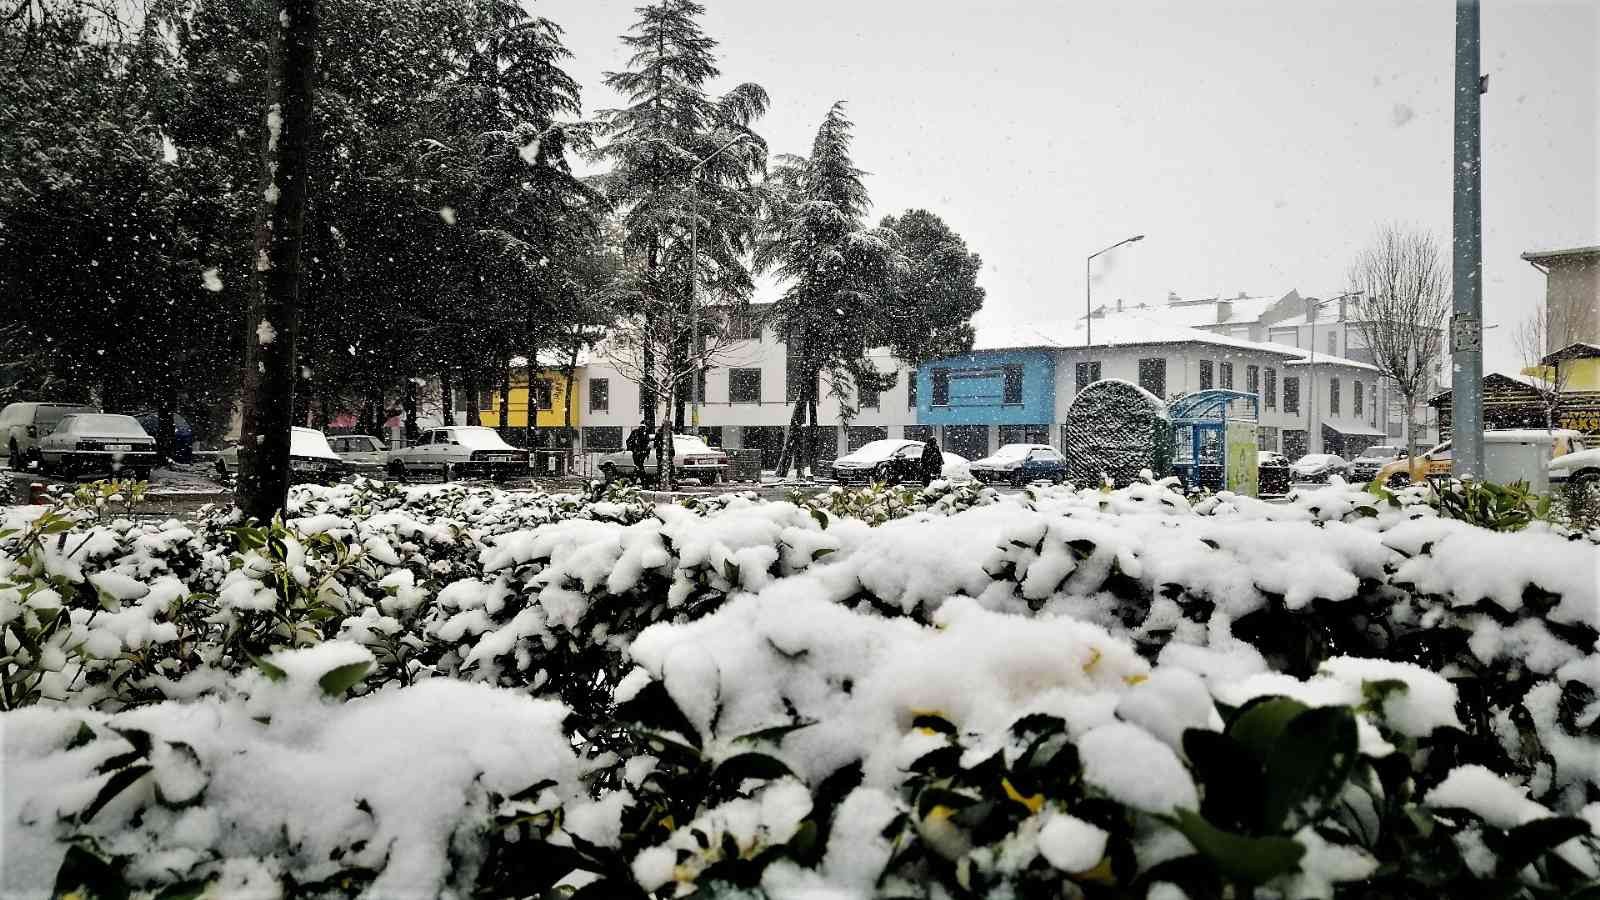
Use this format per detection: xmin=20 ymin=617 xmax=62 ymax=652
xmin=626 ymin=422 xmax=649 ymax=482
xmin=920 ymin=438 xmax=943 ymax=485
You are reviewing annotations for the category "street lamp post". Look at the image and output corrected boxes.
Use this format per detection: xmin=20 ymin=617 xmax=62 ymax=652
xmin=1086 ymin=235 xmax=1145 ymax=347
xmin=687 ymin=133 xmax=754 ymax=437
xmin=1306 ymin=292 xmax=1358 ymax=455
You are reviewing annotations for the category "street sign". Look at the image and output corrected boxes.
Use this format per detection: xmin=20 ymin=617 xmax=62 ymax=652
xmin=1451 ymin=315 xmax=1482 ymax=353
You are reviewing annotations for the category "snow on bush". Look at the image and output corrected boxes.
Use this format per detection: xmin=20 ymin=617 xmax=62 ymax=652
xmin=3 ymin=475 xmax=1598 ymax=898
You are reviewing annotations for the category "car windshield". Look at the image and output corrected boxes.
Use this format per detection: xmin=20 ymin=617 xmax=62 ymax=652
xmin=448 ymin=428 xmax=512 ymax=450
xmin=290 ymin=428 xmax=339 ymax=459
xmin=674 ymin=436 xmax=713 ymax=454
xmin=1296 ymin=454 xmax=1339 ymax=466
xmin=69 ymin=415 xmax=145 ymax=435
xmin=1359 ymin=446 xmax=1401 ymax=460
xmin=842 ymin=439 xmax=914 ymax=463
xmin=38 ymin=406 xmax=96 ymax=428
xmin=986 ymin=444 xmax=1035 ymax=462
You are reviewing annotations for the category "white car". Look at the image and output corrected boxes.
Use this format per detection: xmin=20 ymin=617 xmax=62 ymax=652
xmin=37 ymin=413 xmax=157 ymax=480
xmin=387 ymin=426 xmax=528 ymax=481
xmin=2 ymin=402 xmax=99 ymax=471
xmin=329 ymin=434 xmax=391 ymax=471
xmin=828 ymin=439 xmax=928 ymax=484
xmin=597 ymin=434 xmax=729 ymax=485
xmin=968 ymin=444 xmax=1067 ymax=485
xmin=217 ymin=427 xmax=345 ymax=484
xmin=1548 ymin=445 xmax=1600 ymax=489
xmin=1290 ymin=453 xmax=1349 ymax=483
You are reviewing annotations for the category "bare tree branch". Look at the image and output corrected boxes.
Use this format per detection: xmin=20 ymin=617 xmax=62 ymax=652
xmin=1349 ymin=224 xmax=1450 ymax=459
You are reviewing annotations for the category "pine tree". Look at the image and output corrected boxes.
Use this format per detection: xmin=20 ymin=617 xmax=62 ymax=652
xmin=877 ymin=209 xmax=985 ymax=365
xmin=757 ymin=102 xmax=901 ymax=477
xmin=592 ymin=0 xmax=767 ymax=445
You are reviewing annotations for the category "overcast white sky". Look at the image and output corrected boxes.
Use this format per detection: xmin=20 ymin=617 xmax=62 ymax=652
xmin=532 ymin=0 xmax=1598 ymax=370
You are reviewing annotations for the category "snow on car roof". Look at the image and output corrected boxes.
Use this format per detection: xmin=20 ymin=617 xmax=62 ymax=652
xmin=840 ymin=439 xmax=919 ymax=461
xmin=290 ymin=428 xmax=342 ymax=460
xmin=442 ymin=426 xmax=515 ymax=450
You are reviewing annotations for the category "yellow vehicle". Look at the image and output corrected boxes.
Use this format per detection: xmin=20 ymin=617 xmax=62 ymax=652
xmin=1375 ymin=429 xmax=1585 ymax=488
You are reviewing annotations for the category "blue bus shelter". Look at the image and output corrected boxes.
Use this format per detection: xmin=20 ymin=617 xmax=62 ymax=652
xmin=1169 ymin=389 xmax=1260 ymax=495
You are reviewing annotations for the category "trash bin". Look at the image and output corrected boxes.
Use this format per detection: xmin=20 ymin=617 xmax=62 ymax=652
xmin=535 ymin=451 xmax=568 ymax=477
xmin=728 ymin=449 xmax=764 ymax=483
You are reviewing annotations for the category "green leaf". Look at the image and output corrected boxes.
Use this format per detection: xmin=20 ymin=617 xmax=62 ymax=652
xmin=250 ymin=652 xmax=287 ymax=682
xmin=1227 ymin=696 xmax=1309 ymax=763
xmin=317 ymin=660 xmax=373 ymax=696
xmin=153 ymin=879 xmax=212 ymax=900
xmin=911 ymin=713 xmax=957 ymax=736
xmin=712 ymin=752 xmax=794 ymax=796
xmin=732 ymin=719 xmax=817 ymax=745
xmin=811 ymin=547 xmax=834 ymax=560
xmin=1495 ymin=816 xmax=1592 ymax=877
xmin=809 ymin=508 xmax=830 ymax=529
xmin=1171 ymin=808 xmax=1306 ymax=885
xmin=66 ymin=722 xmax=96 ymax=750
xmin=51 ymin=845 xmax=130 ymax=900
xmin=1261 ymin=705 xmax=1357 ymax=830
xmin=80 ymin=765 xmax=152 ymax=824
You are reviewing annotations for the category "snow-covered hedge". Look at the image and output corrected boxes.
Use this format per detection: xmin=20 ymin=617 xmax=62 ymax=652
xmin=3 ymin=476 xmax=1599 ymax=898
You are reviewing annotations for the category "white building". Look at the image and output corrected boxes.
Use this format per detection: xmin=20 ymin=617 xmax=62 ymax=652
xmin=575 ymin=303 xmax=1385 ymax=465
xmin=1089 ymin=290 xmax=1442 ymax=449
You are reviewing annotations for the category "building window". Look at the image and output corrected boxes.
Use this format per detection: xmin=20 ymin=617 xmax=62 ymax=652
xmin=1002 ymin=364 xmax=1024 ymax=405
xmin=589 ymin=378 xmax=609 ymax=412
xmin=1327 ymin=331 xmax=1337 ymax=355
xmin=476 ymin=388 xmax=494 ymax=411
xmin=1257 ymin=425 xmax=1279 ymax=451
xmin=858 ymin=377 xmax=880 ymax=410
xmin=531 ymin=380 xmax=554 ymax=411
xmin=847 ymin=425 xmax=888 ymax=451
xmin=695 ymin=368 xmax=708 ymax=403
xmin=729 ymin=368 xmax=761 ymax=404
xmin=1370 ymin=383 xmax=1378 ymax=427
xmin=1246 ymin=365 xmax=1259 ymax=397
xmin=1284 ymin=376 xmax=1300 ymax=414
xmin=932 ymin=368 xmax=950 ymax=406
xmin=1353 ymin=380 xmax=1363 ymax=416
xmin=1265 ymin=367 xmax=1277 ymax=409
xmin=1329 ymin=377 xmax=1340 ymax=415
xmin=1199 ymin=359 xmax=1214 ymax=390
xmin=1283 ymin=429 xmax=1309 ymax=460
xmin=907 ymin=371 xmax=918 ymax=409
xmin=582 ymin=426 xmax=622 ymax=450
xmin=1219 ymin=361 xmax=1234 ymax=390
xmin=903 ymin=424 xmax=935 ymax=444
xmin=1138 ymin=358 xmax=1167 ymax=398
xmin=727 ymin=309 xmax=762 ymax=342
xmin=1075 ymin=361 xmax=1101 ymax=393
xmin=999 ymin=424 xmax=1050 ymax=446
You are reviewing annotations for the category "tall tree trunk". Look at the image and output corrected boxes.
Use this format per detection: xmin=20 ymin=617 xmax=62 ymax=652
xmin=563 ymin=338 xmax=579 ymax=471
xmin=641 ymin=243 xmax=659 ymax=431
xmin=440 ymin=370 xmax=455 ymax=426
xmin=1402 ymin=392 xmax=1417 ymax=463
xmin=777 ymin=399 xmax=805 ymax=477
xmin=465 ymin=372 xmax=481 ymax=425
xmin=498 ymin=357 xmax=511 ymax=439
xmin=403 ymin=377 xmax=418 ymax=442
xmin=524 ymin=353 xmax=538 ymax=453
xmin=237 ymin=0 xmax=320 ymax=523
xmin=156 ymin=388 xmax=177 ymax=467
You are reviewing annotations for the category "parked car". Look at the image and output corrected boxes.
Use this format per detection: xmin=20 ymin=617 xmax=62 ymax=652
xmin=216 ymin=427 xmax=346 ymax=484
xmin=2 ymin=402 xmax=99 ymax=471
xmin=828 ymin=439 xmax=927 ymax=484
xmin=132 ymin=412 xmax=195 ymax=463
xmin=1349 ymin=445 xmax=1406 ymax=484
xmin=37 ymin=413 xmax=157 ymax=479
xmin=941 ymin=451 xmax=974 ymax=483
xmin=1377 ymin=430 xmax=1585 ymax=489
xmin=597 ymin=434 xmax=729 ymax=485
xmin=969 ymin=444 xmax=1068 ymax=485
xmin=1549 ymin=444 xmax=1600 ymax=491
xmin=329 ymin=434 xmax=391 ymax=471
xmin=1289 ymin=453 xmax=1349 ymax=483
xmin=1257 ymin=450 xmax=1291 ymax=496
xmin=386 ymin=426 xmax=528 ymax=481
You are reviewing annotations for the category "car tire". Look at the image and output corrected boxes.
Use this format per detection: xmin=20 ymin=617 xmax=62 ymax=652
xmin=441 ymin=462 xmax=454 ymax=483
xmin=133 ymin=468 xmax=152 ymax=482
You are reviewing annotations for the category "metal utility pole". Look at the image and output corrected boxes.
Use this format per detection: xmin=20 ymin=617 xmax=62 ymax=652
xmin=1451 ymin=0 xmax=1486 ymax=478
xmin=687 ymin=133 xmax=753 ymax=436
xmin=1086 ymin=234 xmax=1145 ymax=347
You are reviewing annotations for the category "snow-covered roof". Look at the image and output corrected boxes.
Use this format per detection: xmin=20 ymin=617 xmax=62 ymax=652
xmin=508 ymin=349 xmax=592 ymax=369
xmin=971 ymin=314 xmax=1301 ymax=357
xmin=1090 ymin=293 xmax=1282 ymax=329
xmin=1521 ymin=245 xmax=1600 ymax=264
xmin=1282 ymin=354 xmax=1382 ymax=374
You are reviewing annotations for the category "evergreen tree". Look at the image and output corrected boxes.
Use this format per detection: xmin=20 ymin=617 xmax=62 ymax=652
xmin=877 ymin=209 xmax=984 ymax=364
xmin=757 ymin=102 xmax=901 ymax=477
xmin=592 ymin=0 xmax=767 ymax=436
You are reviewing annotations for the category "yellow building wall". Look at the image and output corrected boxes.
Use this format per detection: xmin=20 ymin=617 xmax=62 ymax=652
xmin=478 ymin=371 xmax=579 ymax=429
xmin=1563 ymin=358 xmax=1600 ymax=392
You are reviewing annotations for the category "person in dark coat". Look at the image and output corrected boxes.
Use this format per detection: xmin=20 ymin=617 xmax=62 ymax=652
xmin=919 ymin=438 xmax=943 ymax=484
xmin=626 ymin=422 xmax=649 ymax=480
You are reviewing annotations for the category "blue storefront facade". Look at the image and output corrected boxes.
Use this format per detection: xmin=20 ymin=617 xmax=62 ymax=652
xmin=914 ymin=350 xmax=1057 ymax=459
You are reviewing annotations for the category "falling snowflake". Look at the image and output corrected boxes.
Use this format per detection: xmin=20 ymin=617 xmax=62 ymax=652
xmin=257 ymin=319 xmax=278 ymax=346
xmin=202 ymin=268 xmax=224 ymax=292
xmin=519 ymin=137 xmax=541 ymax=165
xmin=439 ymin=206 xmax=457 ymax=225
